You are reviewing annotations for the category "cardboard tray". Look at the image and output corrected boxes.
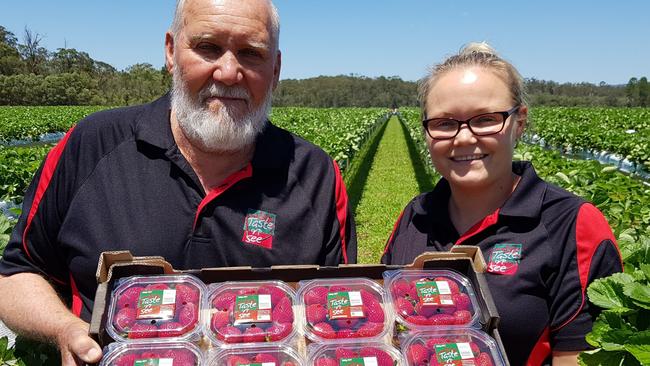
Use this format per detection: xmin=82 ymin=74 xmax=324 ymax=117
xmin=89 ymin=245 xmax=509 ymax=365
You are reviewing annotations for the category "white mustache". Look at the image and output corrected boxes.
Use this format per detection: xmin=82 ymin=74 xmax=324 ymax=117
xmin=199 ymin=83 xmax=250 ymax=102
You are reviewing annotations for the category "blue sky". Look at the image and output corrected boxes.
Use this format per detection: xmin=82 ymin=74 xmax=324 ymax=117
xmin=2 ymin=0 xmax=648 ymax=84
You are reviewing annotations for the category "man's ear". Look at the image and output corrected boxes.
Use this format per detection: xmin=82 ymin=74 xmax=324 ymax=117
xmin=164 ymin=31 xmax=175 ymax=74
xmin=272 ymin=50 xmax=282 ymax=90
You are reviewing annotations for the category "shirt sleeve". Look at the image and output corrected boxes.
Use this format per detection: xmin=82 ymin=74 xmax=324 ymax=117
xmin=380 ymin=208 xmax=407 ymax=264
xmin=549 ymin=203 xmax=623 ymax=351
xmin=320 ymin=159 xmax=357 ymax=265
xmin=0 ymin=127 xmax=78 ymax=285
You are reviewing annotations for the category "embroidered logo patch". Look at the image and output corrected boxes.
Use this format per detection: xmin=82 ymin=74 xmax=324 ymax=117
xmin=242 ymin=209 xmax=276 ymax=249
xmin=487 ymin=244 xmax=522 ymax=275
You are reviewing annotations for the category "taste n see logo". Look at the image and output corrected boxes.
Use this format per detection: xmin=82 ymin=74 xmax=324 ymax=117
xmin=242 ymin=209 xmax=276 ymax=249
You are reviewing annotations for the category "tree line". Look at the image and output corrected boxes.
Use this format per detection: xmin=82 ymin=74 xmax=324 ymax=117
xmin=1 ymin=25 xmax=648 ymax=108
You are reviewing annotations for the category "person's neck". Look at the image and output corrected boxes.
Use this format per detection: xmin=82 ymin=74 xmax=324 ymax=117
xmin=171 ymin=115 xmax=254 ymax=193
xmin=447 ymin=173 xmax=520 ymax=236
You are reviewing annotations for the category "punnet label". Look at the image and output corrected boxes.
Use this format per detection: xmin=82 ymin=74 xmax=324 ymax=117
xmin=328 ymin=291 xmax=365 ymax=320
xmin=134 ymin=358 xmax=174 ymax=366
xmin=415 ymin=281 xmax=454 ymax=306
xmin=434 ymin=342 xmax=475 ymax=365
xmin=340 ymin=357 xmax=378 ymax=366
xmin=136 ymin=289 xmax=176 ymax=320
xmin=234 ymin=294 xmax=272 ymax=324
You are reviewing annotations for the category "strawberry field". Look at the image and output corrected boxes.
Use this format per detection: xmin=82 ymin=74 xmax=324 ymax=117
xmin=1 ymin=105 xmax=650 ymax=365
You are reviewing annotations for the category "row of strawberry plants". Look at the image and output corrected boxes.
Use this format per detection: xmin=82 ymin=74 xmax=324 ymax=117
xmin=528 ymin=107 xmax=650 ymax=170
xmin=0 ymin=108 xmax=387 ymax=204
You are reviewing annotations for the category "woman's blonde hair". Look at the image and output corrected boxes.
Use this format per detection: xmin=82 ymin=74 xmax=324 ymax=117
xmin=418 ymin=42 xmax=527 ymax=119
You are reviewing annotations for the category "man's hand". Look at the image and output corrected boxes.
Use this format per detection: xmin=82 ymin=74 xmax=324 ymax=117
xmin=57 ymin=318 xmax=102 ymax=365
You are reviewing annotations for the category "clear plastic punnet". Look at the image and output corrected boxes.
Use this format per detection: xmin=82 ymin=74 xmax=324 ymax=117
xmin=400 ymin=328 xmax=506 ymax=366
xmin=296 ymin=277 xmax=391 ymax=343
xmin=209 ymin=344 xmax=305 ymax=366
xmin=106 ymin=274 xmax=206 ymax=342
xmin=308 ymin=341 xmax=406 ymax=366
xmin=99 ymin=341 xmax=203 ymax=366
xmin=204 ymin=280 xmax=297 ymax=346
xmin=383 ymin=270 xmax=482 ymax=330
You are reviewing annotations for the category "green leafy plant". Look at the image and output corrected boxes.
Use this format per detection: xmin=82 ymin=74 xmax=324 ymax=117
xmin=579 ymin=235 xmax=650 ymax=365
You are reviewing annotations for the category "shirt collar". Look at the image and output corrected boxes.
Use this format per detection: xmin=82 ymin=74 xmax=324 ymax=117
xmin=411 ymin=161 xmax=545 ymax=220
xmin=134 ymin=93 xmax=175 ymax=150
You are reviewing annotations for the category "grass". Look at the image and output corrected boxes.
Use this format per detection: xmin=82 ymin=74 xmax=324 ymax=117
xmin=348 ymin=116 xmax=427 ymax=263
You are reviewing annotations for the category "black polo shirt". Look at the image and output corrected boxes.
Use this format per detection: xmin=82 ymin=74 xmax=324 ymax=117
xmin=381 ymin=161 xmax=622 ymax=366
xmin=0 ymin=94 xmax=356 ymax=321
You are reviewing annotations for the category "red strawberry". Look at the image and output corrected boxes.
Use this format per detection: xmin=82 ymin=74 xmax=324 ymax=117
xmin=178 ymin=302 xmax=198 ymax=330
xmin=429 ymin=313 xmax=456 ymax=326
xmin=304 ymin=286 xmax=328 ymax=305
xmin=161 ymin=349 xmax=196 ymax=366
xmin=158 ymin=321 xmax=184 ymax=337
xmin=407 ymin=343 xmax=429 ymax=365
xmin=359 ymin=289 xmax=379 ymax=305
xmin=406 ymin=315 xmax=433 ymax=325
xmin=359 ymin=347 xmax=394 ymax=366
xmin=217 ymin=325 xmax=243 ymax=343
xmin=227 ymin=355 xmax=250 ymax=366
xmin=237 ymin=288 xmax=257 ymax=295
xmin=336 ymin=348 xmax=358 ymax=359
xmin=117 ymin=286 xmax=143 ymax=309
xmin=128 ymin=323 xmax=158 ymax=339
xmin=414 ymin=302 xmax=438 ymax=317
xmin=391 ymin=280 xmax=413 ymax=298
xmin=211 ymin=310 xmax=230 ymax=331
xmin=272 ymin=296 xmax=294 ymax=324
xmin=141 ymin=351 xmax=162 ymax=358
xmin=336 ymin=328 xmax=356 ymax=338
xmin=453 ymin=310 xmax=472 ymax=325
xmin=312 ymin=322 xmax=336 ymax=339
xmin=355 ymin=321 xmax=383 ymax=337
xmin=212 ymin=292 xmax=237 ymax=311
xmin=395 ymin=297 xmax=415 ymax=317
xmin=334 ymin=318 xmax=359 ymax=329
xmin=364 ymin=302 xmax=385 ymax=323
xmin=175 ymin=284 xmax=199 ymax=305
xmin=477 ymin=352 xmax=495 ymax=366
xmin=259 ymin=285 xmax=288 ymax=305
xmin=428 ymin=354 xmax=441 ymax=366
xmin=266 ymin=321 xmax=292 ymax=341
xmin=329 ymin=285 xmax=350 ymax=292
xmin=435 ymin=277 xmax=460 ymax=293
xmin=243 ymin=326 xmax=266 ymax=343
xmin=114 ymin=307 xmax=137 ymax=332
xmin=144 ymin=283 xmax=169 ymax=291
xmin=282 ymin=363 xmax=296 ymax=366
xmin=253 ymin=353 xmax=279 ymax=364
xmin=306 ymin=303 xmax=328 ymax=324
xmin=452 ymin=292 xmax=471 ymax=311
xmin=115 ymin=353 xmax=137 ymax=366
xmin=470 ymin=342 xmax=481 ymax=356
xmin=315 ymin=357 xmax=338 ymax=366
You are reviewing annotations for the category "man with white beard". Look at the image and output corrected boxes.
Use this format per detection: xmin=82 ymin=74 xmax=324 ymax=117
xmin=0 ymin=0 xmax=357 ymax=363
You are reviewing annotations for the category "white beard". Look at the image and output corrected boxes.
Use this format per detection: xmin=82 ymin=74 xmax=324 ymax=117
xmin=170 ymin=69 xmax=271 ymax=153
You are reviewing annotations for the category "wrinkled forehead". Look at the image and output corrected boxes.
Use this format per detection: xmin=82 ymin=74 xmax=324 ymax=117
xmin=181 ymin=0 xmax=273 ymax=28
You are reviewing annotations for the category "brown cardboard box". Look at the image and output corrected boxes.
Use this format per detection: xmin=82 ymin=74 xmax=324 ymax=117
xmin=89 ymin=246 xmax=509 ymax=365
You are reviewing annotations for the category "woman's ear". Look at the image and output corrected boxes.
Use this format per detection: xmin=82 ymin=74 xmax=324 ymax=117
xmin=515 ymin=105 xmax=528 ymax=138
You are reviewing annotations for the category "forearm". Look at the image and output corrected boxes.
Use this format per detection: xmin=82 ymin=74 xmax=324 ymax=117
xmin=553 ymin=351 xmax=580 ymax=365
xmin=0 ymin=272 xmax=85 ymax=344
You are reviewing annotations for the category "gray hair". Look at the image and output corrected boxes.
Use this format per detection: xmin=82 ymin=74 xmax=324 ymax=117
xmin=170 ymin=0 xmax=281 ymax=52
xmin=418 ymin=42 xmax=527 ymax=118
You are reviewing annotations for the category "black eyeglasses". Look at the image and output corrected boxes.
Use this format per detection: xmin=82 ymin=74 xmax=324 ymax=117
xmin=422 ymin=106 xmax=520 ymax=140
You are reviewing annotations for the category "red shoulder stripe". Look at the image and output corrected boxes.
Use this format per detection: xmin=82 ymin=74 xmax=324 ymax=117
xmin=69 ymin=273 xmax=83 ymax=317
xmin=332 ymin=160 xmax=349 ymax=264
xmin=526 ymin=326 xmax=551 ymax=366
xmin=553 ymin=203 xmax=620 ymax=331
xmin=383 ymin=209 xmax=405 ymax=256
xmin=21 ymin=126 xmax=76 ymax=286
